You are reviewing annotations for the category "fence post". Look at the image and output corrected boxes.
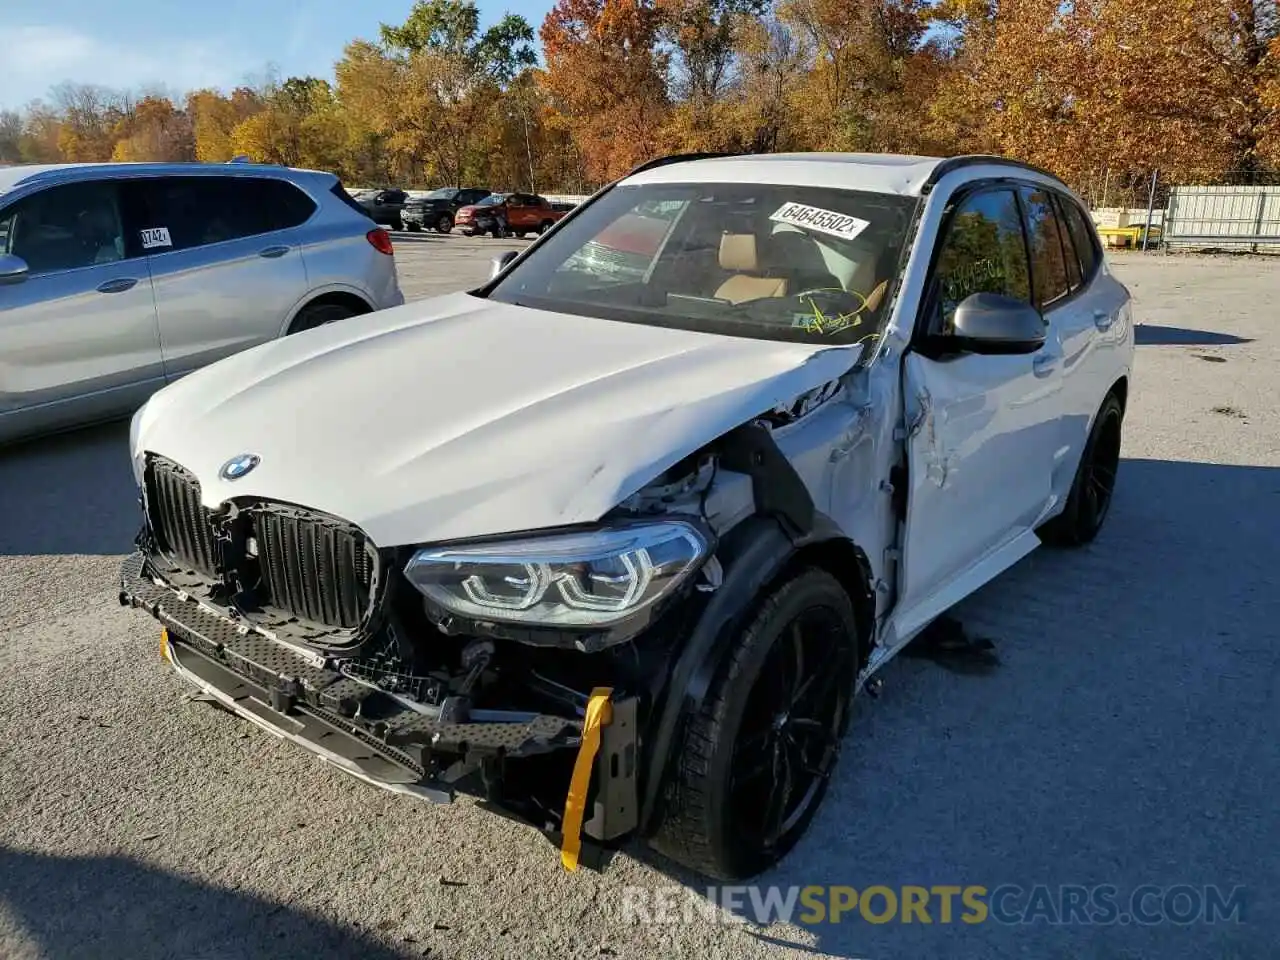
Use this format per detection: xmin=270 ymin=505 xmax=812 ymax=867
xmin=1142 ymin=169 xmax=1159 ymax=252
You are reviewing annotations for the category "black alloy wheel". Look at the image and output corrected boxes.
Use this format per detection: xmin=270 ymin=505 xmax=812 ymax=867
xmin=729 ymin=604 xmax=853 ymax=855
xmin=1040 ymin=392 xmax=1124 ymax=546
xmin=650 ymin=569 xmax=859 ymax=880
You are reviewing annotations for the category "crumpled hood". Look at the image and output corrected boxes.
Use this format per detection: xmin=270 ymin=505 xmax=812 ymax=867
xmin=133 ymin=293 xmax=860 ymax=547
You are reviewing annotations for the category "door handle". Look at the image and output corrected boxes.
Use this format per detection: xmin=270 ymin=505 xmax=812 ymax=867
xmin=258 ymin=245 xmax=290 ymax=259
xmin=96 ymin=277 xmax=139 ymax=293
xmin=1032 ymin=354 xmax=1059 ymax=378
xmin=1093 ymin=309 xmax=1115 ymax=331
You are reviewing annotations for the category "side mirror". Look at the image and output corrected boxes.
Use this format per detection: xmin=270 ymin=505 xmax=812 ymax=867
xmin=490 ymin=250 xmax=518 ymax=279
xmin=0 ymin=253 xmax=29 ymax=285
xmin=950 ymin=292 xmax=1046 ymax=355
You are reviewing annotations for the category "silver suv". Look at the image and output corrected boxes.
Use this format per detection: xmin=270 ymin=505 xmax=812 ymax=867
xmin=0 ymin=162 xmax=404 ymax=445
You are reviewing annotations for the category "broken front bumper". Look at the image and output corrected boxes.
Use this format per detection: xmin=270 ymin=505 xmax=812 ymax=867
xmin=117 ymin=552 xmax=637 ymax=829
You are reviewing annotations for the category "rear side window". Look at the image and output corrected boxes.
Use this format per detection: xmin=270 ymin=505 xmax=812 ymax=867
xmin=931 ymin=187 xmax=1032 ymax=333
xmin=1059 ymin=195 xmax=1100 ymax=282
xmin=263 ymin=179 xmax=317 ymax=228
xmin=135 ymin=176 xmax=315 ymax=252
xmin=1019 ymin=186 xmax=1072 ymax=309
xmin=331 ymin=182 xmax=373 ymax=220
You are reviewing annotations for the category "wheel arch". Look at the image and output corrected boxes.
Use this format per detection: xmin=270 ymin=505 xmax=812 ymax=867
xmin=1109 ymin=375 xmax=1128 ymax=414
xmin=281 ymin=288 xmax=375 ymax=335
xmin=637 ymin=512 xmax=876 ymax=835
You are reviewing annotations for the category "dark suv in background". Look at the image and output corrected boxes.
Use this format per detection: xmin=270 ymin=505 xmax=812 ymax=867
xmin=358 ymin=189 xmax=409 ymax=231
xmin=401 ymin=187 xmax=491 ymax=234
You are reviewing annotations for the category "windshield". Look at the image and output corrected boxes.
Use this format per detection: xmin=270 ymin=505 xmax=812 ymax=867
xmin=484 ymin=182 xmax=918 ymax=345
xmin=423 ymin=189 xmax=457 ymax=201
xmin=477 ymin=194 xmax=505 ymax=206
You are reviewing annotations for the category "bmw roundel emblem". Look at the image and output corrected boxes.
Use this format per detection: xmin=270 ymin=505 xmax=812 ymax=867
xmin=219 ymin=453 xmax=260 ymax=481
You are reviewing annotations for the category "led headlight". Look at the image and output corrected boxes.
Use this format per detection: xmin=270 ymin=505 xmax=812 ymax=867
xmin=403 ymin=521 xmax=710 ymax=629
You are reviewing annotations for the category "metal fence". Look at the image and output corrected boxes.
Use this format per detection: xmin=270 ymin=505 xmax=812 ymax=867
xmin=1081 ymin=169 xmax=1280 ymax=253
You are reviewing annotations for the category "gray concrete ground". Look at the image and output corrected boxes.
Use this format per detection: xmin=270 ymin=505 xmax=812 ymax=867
xmin=1 ymin=240 xmax=1277 ymax=959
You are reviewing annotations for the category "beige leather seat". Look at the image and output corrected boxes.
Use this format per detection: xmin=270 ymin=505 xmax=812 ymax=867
xmin=714 ymin=234 xmax=788 ymax=304
xmin=863 ymin=279 xmax=889 ymax=312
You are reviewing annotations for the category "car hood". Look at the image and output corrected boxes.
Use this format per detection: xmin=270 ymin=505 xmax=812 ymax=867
xmin=133 ymin=293 xmax=861 ymax=548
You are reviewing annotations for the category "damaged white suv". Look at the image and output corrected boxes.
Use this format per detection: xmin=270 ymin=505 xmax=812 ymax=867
xmin=120 ymin=152 xmax=1133 ymax=880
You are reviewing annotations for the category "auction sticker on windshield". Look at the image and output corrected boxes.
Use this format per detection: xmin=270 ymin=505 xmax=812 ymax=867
xmin=770 ymin=203 xmax=870 ymax=241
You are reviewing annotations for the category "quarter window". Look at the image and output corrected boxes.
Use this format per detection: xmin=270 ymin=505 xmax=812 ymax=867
xmin=1053 ymin=194 xmax=1084 ymax=291
xmin=1020 ymin=186 xmax=1072 ymax=308
xmin=0 ymin=181 xmax=128 ymax=275
xmin=932 ymin=188 xmax=1032 ymax=333
xmin=1060 ymin=195 xmax=1100 ymax=282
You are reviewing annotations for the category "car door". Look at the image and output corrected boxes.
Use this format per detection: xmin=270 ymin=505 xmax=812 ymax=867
xmin=893 ymin=184 xmax=1066 ymax=639
xmin=0 ymin=177 xmax=164 ymax=439
xmin=132 ymin=175 xmax=311 ymax=379
xmin=1018 ymin=185 xmax=1099 ymax=493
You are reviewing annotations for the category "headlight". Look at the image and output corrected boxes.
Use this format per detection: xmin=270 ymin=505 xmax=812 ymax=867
xmin=403 ymin=521 xmax=709 ymax=630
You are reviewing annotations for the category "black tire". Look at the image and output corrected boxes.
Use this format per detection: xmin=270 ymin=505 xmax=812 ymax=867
xmin=539 ymin=220 xmax=553 ymax=234
xmin=649 ymin=568 xmax=859 ymax=880
xmin=288 ymin=302 xmax=359 ymax=334
xmin=391 ymin=217 xmax=403 ymax=231
xmin=435 ymin=213 xmax=453 ymax=234
xmin=406 ymin=221 xmax=422 ymax=232
xmin=1039 ymin=392 xmax=1124 ymax=546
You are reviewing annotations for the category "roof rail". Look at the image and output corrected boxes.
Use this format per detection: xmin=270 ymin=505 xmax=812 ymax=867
xmin=922 ymin=154 xmax=1067 ymax=194
xmin=624 ymin=152 xmax=741 ymax=178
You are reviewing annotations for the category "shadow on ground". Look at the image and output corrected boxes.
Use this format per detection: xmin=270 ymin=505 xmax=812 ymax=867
xmin=0 ymin=421 xmax=137 ymax=556
xmin=641 ymin=458 xmax=1278 ymax=959
xmin=1136 ymin=324 xmax=1253 ymax=346
xmin=0 ymin=848 xmax=414 ymax=960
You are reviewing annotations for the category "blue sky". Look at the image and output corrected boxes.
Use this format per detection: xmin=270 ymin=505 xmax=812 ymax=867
xmin=0 ymin=0 xmax=556 ymax=111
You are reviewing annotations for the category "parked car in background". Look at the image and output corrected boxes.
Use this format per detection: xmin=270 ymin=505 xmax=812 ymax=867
xmin=401 ymin=187 xmax=492 ymax=233
xmin=456 ymin=192 xmax=567 ymax=238
xmin=119 ymin=151 xmax=1132 ymax=881
xmin=0 ymin=162 xmax=403 ymax=445
xmin=359 ymin=188 xmax=409 ymax=230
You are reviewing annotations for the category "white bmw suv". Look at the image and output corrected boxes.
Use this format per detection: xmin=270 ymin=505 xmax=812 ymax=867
xmin=120 ymin=152 xmax=1133 ymax=880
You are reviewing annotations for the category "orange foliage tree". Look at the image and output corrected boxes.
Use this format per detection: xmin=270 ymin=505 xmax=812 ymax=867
xmin=540 ymin=0 xmax=672 ymax=182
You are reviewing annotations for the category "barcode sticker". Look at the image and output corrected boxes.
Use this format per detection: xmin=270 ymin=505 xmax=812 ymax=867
xmin=770 ymin=203 xmax=869 ymax=241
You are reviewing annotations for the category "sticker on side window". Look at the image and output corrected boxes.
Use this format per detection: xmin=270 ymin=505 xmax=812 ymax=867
xmin=139 ymin=227 xmax=172 ymax=249
xmin=769 ymin=203 xmax=869 ymax=241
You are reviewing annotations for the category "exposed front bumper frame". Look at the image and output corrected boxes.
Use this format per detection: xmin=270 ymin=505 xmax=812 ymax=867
xmin=118 ymin=552 xmax=619 ymax=807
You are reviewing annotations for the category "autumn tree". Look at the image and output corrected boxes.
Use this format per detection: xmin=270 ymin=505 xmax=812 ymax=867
xmin=778 ymin=0 xmax=943 ymax=153
xmin=51 ymin=83 xmax=124 ymax=161
xmin=111 ymin=95 xmax=195 ymax=161
xmin=0 ymin=111 xmax=22 ymax=163
xmin=188 ymin=87 xmax=264 ymax=162
xmin=338 ymin=0 xmax=537 ymax=185
xmin=540 ymin=0 xmax=671 ymax=182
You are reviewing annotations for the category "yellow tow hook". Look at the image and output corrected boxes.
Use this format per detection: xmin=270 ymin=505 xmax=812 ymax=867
xmin=560 ymin=687 xmax=613 ymax=872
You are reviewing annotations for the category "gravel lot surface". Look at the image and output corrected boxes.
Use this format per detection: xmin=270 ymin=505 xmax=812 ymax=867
xmin=1 ymin=239 xmax=1277 ymax=960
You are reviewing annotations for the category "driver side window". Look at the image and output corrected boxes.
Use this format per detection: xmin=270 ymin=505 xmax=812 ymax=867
xmin=931 ymin=188 xmax=1032 ymax=334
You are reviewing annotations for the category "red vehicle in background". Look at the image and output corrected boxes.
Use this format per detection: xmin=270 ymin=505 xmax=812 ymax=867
xmin=456 ymin=193 xmax=568 ymax=238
